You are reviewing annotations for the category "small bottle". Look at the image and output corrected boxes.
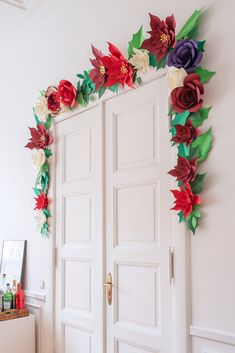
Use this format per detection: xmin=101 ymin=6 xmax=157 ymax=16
xmin=3 ymin=283 xmax=13 ymax=310
xmin=16 ymin=283 xmax=25 ymax=310
xmin=12 ymin=280 xmax=17 ymax=309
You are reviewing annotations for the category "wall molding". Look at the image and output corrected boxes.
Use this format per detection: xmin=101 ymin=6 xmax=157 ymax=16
xmin=190 ymin=326 xmax=235 ymax=346
xmin=24 ymin=290 xmax=46 ymax=302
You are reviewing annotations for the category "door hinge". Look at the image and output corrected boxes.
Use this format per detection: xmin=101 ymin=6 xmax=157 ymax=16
xmin=169 ymin=246 xmax=174 ymax=285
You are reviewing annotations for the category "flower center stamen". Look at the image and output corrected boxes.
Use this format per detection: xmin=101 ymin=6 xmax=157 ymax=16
xmin=120 ymin=63 xmax=128 ymax=74
xmin=160 ymin=33 xmax=168 ymax=43
xmin=99 ymin=65 xmax=105 ymax=75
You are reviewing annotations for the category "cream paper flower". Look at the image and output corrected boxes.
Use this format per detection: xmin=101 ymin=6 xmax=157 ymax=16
xmin=34 ymin=94 xmax=49 ymax=122
xmin=129 ymin=48 xmax=150 ymax=75
xmin=35 ymin=211 xmax=47 ymax=227
xmin=166 ymin=66 xmax=187 ymax=95
xmin=32 ymin=149 xmax=46 ymax=170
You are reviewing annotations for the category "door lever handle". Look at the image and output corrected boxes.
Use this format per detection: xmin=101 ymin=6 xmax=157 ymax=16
xmin=104 ymin=273 xmax=113 ymax=305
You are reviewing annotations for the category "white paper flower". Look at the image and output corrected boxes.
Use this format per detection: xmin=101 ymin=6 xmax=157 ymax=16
xmin=35 ymin=211 xmax=47 ymax=227
xmin=166 ymin=66 xmax=187 ymax=95
xmin=129 ymin=48 xmax=150 ymax=75
xmin=34 ymin=94 xmax=49 ymax=122
xmin=32 ymin=149 xmax=46 ymax=170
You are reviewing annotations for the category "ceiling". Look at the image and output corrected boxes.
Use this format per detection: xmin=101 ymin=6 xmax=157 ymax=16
xmin=0 ymin=0 xmax=92 ymax=73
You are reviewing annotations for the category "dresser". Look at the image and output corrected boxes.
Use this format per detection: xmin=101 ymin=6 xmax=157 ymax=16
xmin=0 ymin=314 xmax=35 ymax=353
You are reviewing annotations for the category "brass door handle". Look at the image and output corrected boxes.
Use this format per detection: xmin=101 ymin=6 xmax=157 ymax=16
xmin=104 ymin=273 xmax=113 ymax=305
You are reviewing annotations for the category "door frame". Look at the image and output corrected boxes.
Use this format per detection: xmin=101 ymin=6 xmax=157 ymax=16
xmin=49 ymin=69 xmax=191 ymax=353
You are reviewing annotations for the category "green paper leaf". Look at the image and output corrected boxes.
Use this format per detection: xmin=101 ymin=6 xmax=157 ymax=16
xmin=156 ymin=55 xmax=167 ymax=70
xmin=194 ymin=67 xmax=216 ymax=83
xmin=170 ymin=125 xmax=176 ymax=136
xmin=44 ymin=115 xmax=52 ymax=130
xmin=43 ymin=209 xmax=51 ymax=218
xmin=33 ymin=187 xmax=41 ymax=196
xmin=191 ymin=216 xmax=197 ymax=228
xmin=198 ymin=40 xmax=206 ymax=52
xmin=149 ymin=53 xmax=157 ymax=67
xmin=187 ymin=146 xmax=200 ymax=160
xmin=177 ymin=211 xmax=185 ymax=223
xmin=178 ymin=143 xmax=190 ymax=158
xmin=194 ymin=209 xmax=202 ymax=218
xmin=40 ymin=163 xmax=49 ymax=173
xmin=128 ymin=25 xmax=145 ymax=58
xmin=168 ymin=106 xmax=174 ymax=117
xmin=186 ymin=215 xmax=198 ymax=234
xmin=45 ymin=149 xmax=52 ymax=158
xmin=33 ymin=108 xmax=40 ymax=126
xmin=137 ymin=77 xmax=142 ymax=85
xmin=41 ymin=222 xmax=49 ymax=238
xmin=108 ymin=84 xmax=119 ymax=93
xmin=177 ymin=180 xmax=183 ymax=187
xmin=192 ymin=127 xmax=213 ymax=163
xmin=97 ymin=86 xmax=106 ymax=98
xmin=172 ymin=110 xmax=190 ymax=126
xmin=77 ymin=73 xmax=84 ymax=79
xmin=176 ymin=9 xmax=202 ymax=40
xmin=190 ymin=173 xmax=206 ymax=194
xmin=190 ymin=107 xmax=212 ymax=127
xmin=78 ymin=93 xmax=85 ymax=107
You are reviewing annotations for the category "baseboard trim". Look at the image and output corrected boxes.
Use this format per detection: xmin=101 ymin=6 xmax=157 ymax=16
xmin=190 ymin=326 xmax=235 ymax=346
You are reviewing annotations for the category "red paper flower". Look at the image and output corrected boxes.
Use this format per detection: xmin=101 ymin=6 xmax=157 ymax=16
xmin=58 ymin=80 xmax=77 ymax=107
xmin=141 ymin=13 xmax=176 ymax=61
xmin=168 ymin=156 xmax=198 ymax=184
xmin=102 ymin=42 xmax=133 ymax=88
xmin=89 ymin=45 xmax=106 ymax=91
xmin=25 ymin=124 xmax=53 ymax=150
xmin=171 ymin=73 xmax=204 ymax=113
xmin=171 ymin=183 xmax=201 ymax=218
xmin=34 ymin=193 xmax=48 ymax=210
xmin=172 ymin=119 xmax=199 ymax=146
xmin=45 ymin=86 xmax=61 ymax=115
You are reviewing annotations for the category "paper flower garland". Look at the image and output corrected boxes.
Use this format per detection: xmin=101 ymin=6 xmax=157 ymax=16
xmin=25 ymin=9 xmax=215 ymax=237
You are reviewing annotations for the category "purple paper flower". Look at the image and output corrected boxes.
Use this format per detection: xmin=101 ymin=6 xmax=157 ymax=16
xmin=167 ymin=39 xmax=203 ymax=73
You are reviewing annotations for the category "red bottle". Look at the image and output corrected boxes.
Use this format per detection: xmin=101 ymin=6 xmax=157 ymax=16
xmin=15 ymin=283 xmax=25 ymax=309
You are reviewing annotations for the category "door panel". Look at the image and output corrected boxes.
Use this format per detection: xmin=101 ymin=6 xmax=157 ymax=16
xmin=55 ymin=106 xmax=103 ymax=353
xmin=105 ymin=78 xmax=173 ymax=353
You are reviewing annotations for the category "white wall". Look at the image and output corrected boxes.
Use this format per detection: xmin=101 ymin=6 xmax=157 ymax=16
xmin=0 ymin=0 xmax=234 ymax=352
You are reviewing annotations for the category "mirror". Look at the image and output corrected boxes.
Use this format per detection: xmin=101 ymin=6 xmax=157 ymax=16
xmin=0 ymin=240 xmax=26 ymax=286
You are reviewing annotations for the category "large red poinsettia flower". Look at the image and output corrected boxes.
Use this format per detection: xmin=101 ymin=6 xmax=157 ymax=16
xmin=168 ymin=156 xmax=198 ymax=184
xmin=141 ymin=13 xmax=176 ymax=61
xmin=34 ymin=193 xmax=48 ymax=210
xmin=171 ymin=183 xmax=201 ymax=218
xmin=172 ymin=119 xmax=199 ymax=146
xmin=25 ymin=124 xmax=53 ymax=150
xmin=102 ymin=42 xmax=133 ymax=88
xmin=89 ymin=45 xmax=106 ymax=91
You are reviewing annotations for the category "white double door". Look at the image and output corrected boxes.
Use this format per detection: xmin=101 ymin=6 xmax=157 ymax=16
xmin=55 ymin=77 xmax=175 ymax=353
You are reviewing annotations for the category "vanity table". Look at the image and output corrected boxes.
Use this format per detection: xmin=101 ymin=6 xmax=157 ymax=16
xmin=0 ymin=314 xmax=35 ymax=353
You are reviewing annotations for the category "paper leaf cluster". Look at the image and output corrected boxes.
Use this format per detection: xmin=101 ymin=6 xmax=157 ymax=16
xmin=168 ymin=9 xmax=215 ymax=234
